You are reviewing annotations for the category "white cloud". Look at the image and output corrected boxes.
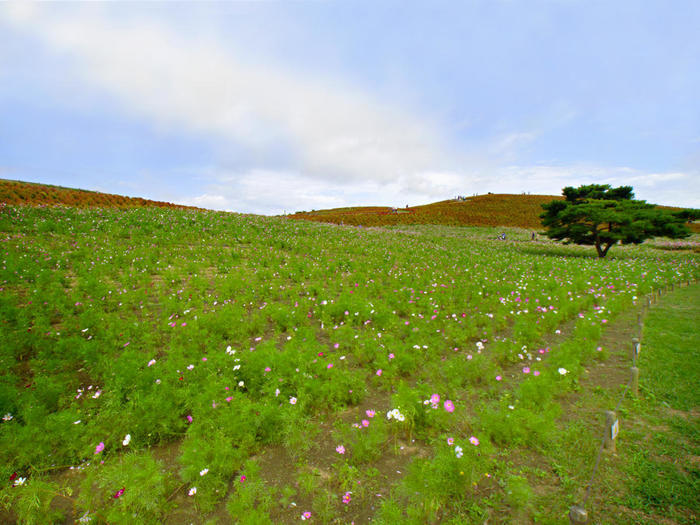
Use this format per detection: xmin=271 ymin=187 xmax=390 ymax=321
xmin=188 ymin=193 xmax=230 ymax=210
xmin=178 ymin=164 xmax=698 ymax=215
xmin=493 ymin=165 xmax=699 ymax=208
xmin=487 ymin=131 xmax=539 ymax=161
xmin=180 ymin=169 xmax=465 ymax=215
xmin=1 ymin=6 xmax=463 ymax=189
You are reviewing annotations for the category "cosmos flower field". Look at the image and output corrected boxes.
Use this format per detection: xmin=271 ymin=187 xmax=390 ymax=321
xmin=1 ymin=205 xmax=698 ymax=523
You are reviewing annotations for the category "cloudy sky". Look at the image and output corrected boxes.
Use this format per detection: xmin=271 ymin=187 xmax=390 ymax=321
xmin=1 ymin=1 xmax=699 ymax=214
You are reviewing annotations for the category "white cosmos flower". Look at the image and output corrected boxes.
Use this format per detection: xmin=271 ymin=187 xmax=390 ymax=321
xmin=558 ymin=367 xmax=568 ymax=375
xmin=122 ymin=434 xmax=131 ymax=446
xmin=199 ymin=468 xmax=209 ymax=476
xmin=386 ymin=408 xmax=405 ymax=421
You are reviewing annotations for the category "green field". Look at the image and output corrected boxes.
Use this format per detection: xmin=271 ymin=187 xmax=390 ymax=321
xmin=1 ymin=205 xmax=698 ymax=523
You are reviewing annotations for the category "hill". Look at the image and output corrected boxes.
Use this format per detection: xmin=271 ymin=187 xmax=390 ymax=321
xmin=0 ymin=204 xmax=697 ymax=523
xmin=2 ymin=180 xmax=695 ymax=233
xmin=0 ymin=179 xmax=198 ymax=210
xmin=288 ymin=193 xmax=700 ymax=232
xmin=290 ymin=194 xmax=564 ymax=229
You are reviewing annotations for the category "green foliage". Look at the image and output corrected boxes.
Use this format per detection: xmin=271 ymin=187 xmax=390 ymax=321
xmin=0 ymin=478 xmax=67 ymax=525
xmin=226 ymin=460 xmax=274 ymax=524
xmin=541 ymin=184 xmax=691 ymax=257
xmin=0 ymin=204 xmax=697 ymax=522
xmin=78 ymin=452 xmax=171 ymax=523
xmin=503 ymin=474 xmax=534 ymax=512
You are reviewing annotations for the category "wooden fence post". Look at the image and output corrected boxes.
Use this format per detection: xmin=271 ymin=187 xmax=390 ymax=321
xmin=569 ymin=504 xmax=588 ymax=524
xmin=630 ymin=367 xmax=639 ymax=397
xmin=631 ymin=338 xmax=640 ymax=363
xmin=604 ymin=411 xmax=618 ymax=452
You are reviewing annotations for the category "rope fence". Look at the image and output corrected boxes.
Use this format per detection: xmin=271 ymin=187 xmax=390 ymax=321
xmin=568 ymin=278 xmax=695 ymax=524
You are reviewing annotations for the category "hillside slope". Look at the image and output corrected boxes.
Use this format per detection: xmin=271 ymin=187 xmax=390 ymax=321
xmin=288 ymin=194 xmax=560 ymax=229
xmin=0 ymin=179 xmax=198 ymax=210
xmin=288 ymin=193 xmax=700 ymax=233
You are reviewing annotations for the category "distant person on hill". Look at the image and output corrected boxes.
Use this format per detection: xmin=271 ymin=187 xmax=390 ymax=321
xmin=531 ymin=232 xmax=536 ymax=241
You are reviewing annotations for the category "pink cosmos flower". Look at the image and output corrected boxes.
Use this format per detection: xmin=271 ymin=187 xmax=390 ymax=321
xmin=495 ymin=375 xmax=502 ymax=381
xmin=533 ymin=370 xmax=540 ymax=376
xmin=523 ymin=367 xmax=530 ymax=374
xmin=469 ymin=436 xmax=480 ymax=446
xmin=113 ymin=487 xmax=125 ymax=499
xmin=240 ymin=475 xmax=246 ymax=482
xmin=147 ymin=359 xmax=156 ymax=367
xmin=444 ymin=400 xmax=455 ymax=413
xmin=366 ymin=409 xmax=375 ymax=418
xmin=301 ymin=511 xmax=311 ymax=520
xmin=430 ymin=393 xmax=440 ymax=405
xmin=388 ymin=353 xmax=395 ymax=359
xmin=327 ymin=363 xmax=333 ymax=369
xmin=334 ymin=343 xmax=339 ymax=349
xmin=336 ymin=445 xmax=345 ymax=454
xmin=376 ymin=369 xmax=382 ymax=376
xmin=186 ymin=415 xmax=193 ymax=423
xmin=94 ymin=442 xmax=104 ymax=454
xmin=447 ymin=437 xmax=454 ymax=446
xmin=361 ymin=419 xmax=369 ymax=427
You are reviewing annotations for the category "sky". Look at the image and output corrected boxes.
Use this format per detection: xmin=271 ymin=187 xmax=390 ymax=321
xmin=1 ymin=1 xmax=699 ymax=214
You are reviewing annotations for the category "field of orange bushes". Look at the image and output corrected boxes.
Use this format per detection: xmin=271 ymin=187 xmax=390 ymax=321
xmin=289 ymin=193 xmax=700 ymax=233
xmin=0 ymin=179 xmax=199 ymax=210
xmin=288 ymin=194 xmax=561 ymax=230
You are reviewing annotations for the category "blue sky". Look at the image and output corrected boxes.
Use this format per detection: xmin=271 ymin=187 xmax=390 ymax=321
xmin=1 ymin=1 xmax=699 ymax=214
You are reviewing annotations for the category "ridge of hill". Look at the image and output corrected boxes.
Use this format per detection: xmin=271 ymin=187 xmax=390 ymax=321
xmin=0 ymin=179 xmax=199 ymax=210
xmin=288 ymin=193 xmax=700 ymax=232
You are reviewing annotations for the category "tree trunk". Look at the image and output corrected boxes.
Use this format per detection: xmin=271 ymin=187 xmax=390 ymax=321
xmin=596 ymin=240 xmax=614 ymax=258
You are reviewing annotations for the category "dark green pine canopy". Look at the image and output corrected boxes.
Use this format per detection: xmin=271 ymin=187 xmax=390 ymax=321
xmin=541 ymin=184 xmax=691 ymax=257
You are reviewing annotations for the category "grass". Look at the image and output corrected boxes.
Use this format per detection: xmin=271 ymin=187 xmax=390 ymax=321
xmin=639 ymin=286 xmax=700 ymax=410
xmin=0 ymin=201 xmax=698 ymax=523
xmin=499 ymin=283 xmax=699 ymax=525
xmin=622 ymin=285 xmax=699 ymax=523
